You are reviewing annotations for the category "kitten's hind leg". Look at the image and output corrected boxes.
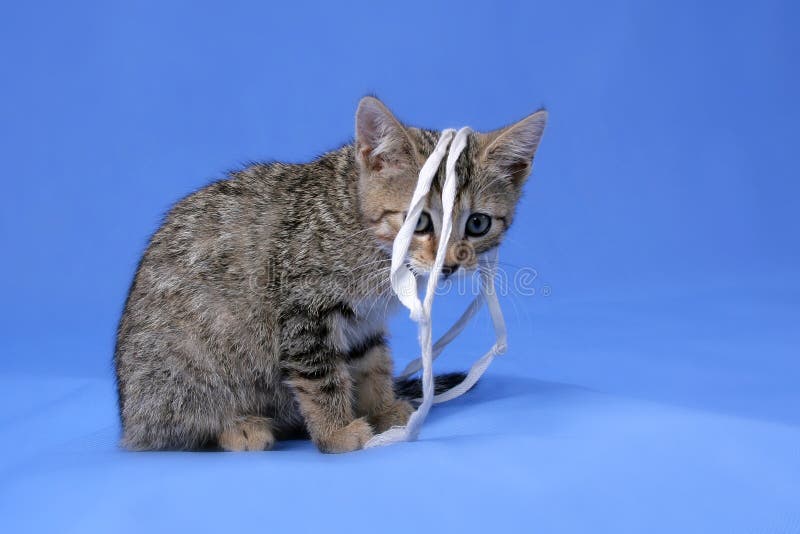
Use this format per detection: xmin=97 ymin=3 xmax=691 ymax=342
xmin=218 ymin=416 xmax=276 ymax=452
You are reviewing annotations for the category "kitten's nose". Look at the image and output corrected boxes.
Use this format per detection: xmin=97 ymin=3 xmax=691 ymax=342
xmin=441 ymin=264 xmax=460 ymax=277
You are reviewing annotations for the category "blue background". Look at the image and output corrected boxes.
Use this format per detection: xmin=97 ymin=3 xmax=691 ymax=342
xmin=1 ymin=1 xmax=798 ymax=532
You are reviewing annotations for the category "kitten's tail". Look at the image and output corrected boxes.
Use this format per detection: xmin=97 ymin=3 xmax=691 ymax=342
xmin=393 ymin=372 xmax=470 ymax=401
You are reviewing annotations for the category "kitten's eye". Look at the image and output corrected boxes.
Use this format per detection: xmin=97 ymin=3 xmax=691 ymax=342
xmin=465 ymin=213 xmax=491 ymax=237
xmin=415 ymin=212 xmax=433 ymax=234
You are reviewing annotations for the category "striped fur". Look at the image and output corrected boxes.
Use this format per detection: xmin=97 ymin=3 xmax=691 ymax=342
xmin=114 ymin=96 xmax=546 ymax=452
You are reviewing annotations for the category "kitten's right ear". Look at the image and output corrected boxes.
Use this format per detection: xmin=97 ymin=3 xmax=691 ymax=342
xmin=355 ymin=96 xmax=417 ymax=173
xmin=481 ymin=109 xmax=548 ymax=187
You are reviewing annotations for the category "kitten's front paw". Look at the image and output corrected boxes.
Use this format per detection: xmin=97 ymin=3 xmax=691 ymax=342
xmin=316 ymin=418 xmax=374 ymax=454
xmin=369 ymin=399 xmax=413 ymax=433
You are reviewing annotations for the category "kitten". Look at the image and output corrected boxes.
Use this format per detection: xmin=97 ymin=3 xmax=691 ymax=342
xmin=114 ymin=96 xmax=546 ymax=453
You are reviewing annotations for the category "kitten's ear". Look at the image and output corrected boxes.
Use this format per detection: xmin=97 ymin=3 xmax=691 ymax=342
xmin=482 ymin=109 xmax=548 ymax=186
xmin=355 ymin=96 xmax=417 ymax=173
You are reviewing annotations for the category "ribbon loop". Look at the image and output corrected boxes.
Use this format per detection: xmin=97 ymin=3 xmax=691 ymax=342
xmin=365 ymin=127 xmax=507 ymax=449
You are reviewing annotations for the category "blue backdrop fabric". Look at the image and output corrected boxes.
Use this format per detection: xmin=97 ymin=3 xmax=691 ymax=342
xmin=1 ymin=1 xmax=798 ymax=533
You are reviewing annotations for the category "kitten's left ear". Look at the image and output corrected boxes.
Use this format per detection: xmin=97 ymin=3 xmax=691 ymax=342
xmin=355 ymin=96 xmax=418 ymax=173
xmin=482 ymin=109 xmax=548 ymax=186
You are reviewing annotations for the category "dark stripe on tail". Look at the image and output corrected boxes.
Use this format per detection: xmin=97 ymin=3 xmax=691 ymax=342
xmin=394 ymin=372 xmax=470 ymax=401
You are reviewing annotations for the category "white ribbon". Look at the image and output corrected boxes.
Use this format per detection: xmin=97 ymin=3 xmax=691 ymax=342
xmin=365 ymin=127 xmax=507 ymax=448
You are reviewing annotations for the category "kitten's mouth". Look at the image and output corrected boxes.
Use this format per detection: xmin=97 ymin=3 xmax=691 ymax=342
xmin=404 ymin=261 xmax=428 ymax=279
xmin=404 ymin=261 xmax=422 ymax=276
xmin=404 ymin=262 xmax=462 ymax=280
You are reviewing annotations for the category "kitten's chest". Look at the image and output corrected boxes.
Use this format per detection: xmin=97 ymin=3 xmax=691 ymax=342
xmin=331 ymin=294 xmax=397 ymax=352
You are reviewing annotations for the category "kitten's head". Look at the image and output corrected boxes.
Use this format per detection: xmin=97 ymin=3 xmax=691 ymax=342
xmin=355 ymin=96 xmax=547 ymax=275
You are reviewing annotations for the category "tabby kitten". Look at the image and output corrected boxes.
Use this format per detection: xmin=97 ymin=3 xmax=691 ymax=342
xmin=114 ymin=96 xmax=546 ymax=453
